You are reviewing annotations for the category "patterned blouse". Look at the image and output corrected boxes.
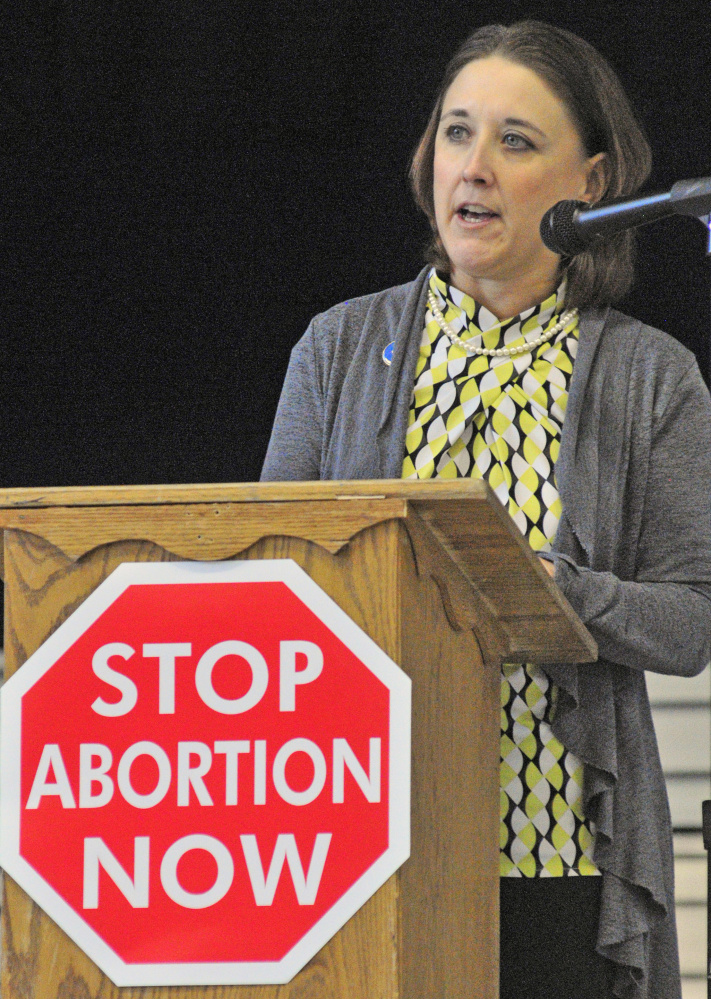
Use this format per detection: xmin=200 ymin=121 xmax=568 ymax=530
xmin=402 ymin=268 xmax=600 ymax=878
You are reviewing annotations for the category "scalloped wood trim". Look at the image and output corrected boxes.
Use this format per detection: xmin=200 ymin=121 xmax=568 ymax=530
xmin=0 ymin=499 xmax=407 ymax=567
xmin=0 ymin=481 xmax=595 ymax=665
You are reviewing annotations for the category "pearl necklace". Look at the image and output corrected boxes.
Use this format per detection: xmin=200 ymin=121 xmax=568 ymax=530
xmin=426 ymin=290 xmax=578 ymax=358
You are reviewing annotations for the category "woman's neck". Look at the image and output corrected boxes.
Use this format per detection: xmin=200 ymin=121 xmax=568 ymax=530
xmin=448 ymin=269 xmax=561 ymax=321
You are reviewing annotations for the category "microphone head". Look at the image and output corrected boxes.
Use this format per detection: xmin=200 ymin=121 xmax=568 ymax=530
xmin=540 ymin=200 xmax=589 ymax=256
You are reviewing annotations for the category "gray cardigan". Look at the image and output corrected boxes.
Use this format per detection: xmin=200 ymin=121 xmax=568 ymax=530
xmin=262 ymin=266 xmax=711 ymax=999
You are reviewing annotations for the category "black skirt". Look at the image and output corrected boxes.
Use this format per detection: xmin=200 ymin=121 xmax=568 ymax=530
xmin=500 ymin=876 xmax=615 ymax=999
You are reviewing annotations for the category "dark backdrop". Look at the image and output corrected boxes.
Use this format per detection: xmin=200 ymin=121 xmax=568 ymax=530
xmin=3 ymin=0 xmax=711 ymax=488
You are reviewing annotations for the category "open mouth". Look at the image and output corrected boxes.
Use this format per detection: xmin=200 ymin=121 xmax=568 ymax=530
xmin=458 ymin=206 xmax=499 ymax=222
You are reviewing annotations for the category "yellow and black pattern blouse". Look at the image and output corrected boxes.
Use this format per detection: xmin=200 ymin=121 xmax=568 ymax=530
xmin=402 ymin=269 xmax=599 ymax=878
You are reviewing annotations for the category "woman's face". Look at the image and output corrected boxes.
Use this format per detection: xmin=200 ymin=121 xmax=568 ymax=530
xmin=433 ymin=55 xmax=605 ymax=313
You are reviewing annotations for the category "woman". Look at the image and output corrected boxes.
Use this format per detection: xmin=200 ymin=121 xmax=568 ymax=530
xmin=261 ymin=21 xmax=711 ymax=999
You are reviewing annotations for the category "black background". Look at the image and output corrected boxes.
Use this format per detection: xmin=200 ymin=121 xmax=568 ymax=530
xmin=3 ymin=0 xmax=711 ymax=488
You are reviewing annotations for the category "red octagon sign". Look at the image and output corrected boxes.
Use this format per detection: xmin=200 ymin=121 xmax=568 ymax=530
xmin=0 ymin=560 xmax=410 ymax=986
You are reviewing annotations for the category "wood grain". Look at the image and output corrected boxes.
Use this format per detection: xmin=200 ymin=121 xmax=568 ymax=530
xmin=2 ymin=532 xmax=181 ymax=679
xmin=2 ymin=526 xmax=404 ymax=999
xmin=0 ymin=480 xmax=596 ymax=666
xmin=1 ymin=483 xmax=596 ymax=999
xmin=0 ymin=480 xmax=488 ymax=511
xmin=410 ymin=497 xmax=595 ymax=662
xmin=0 ymin=500 xmax=407 ymax=562
xmin=397 ymin=519 xmax=500 ymax=999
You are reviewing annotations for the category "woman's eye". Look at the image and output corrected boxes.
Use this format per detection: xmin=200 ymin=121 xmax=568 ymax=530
xmin=445 ymin=123 xmax=468 ymax=141
xmin=503 ymin=133 xmax=533 ymax=150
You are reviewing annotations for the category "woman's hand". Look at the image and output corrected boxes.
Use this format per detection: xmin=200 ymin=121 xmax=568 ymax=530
xmin=539 ymin=557 xmax=556 ymax=578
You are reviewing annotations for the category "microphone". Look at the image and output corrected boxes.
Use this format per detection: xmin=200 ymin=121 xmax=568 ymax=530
xmin=540 ymin=176 xmax=711 ymax=256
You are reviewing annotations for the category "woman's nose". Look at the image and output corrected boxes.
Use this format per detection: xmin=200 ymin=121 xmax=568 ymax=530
xmin=461 ymin=139 xmax=495 ymax=185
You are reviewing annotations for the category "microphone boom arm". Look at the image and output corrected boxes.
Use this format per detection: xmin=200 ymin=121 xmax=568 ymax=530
xmin=540 ymin=175 xmax=711 ymax=256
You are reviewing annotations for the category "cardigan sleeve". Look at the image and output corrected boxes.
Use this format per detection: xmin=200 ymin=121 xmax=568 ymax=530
xmin=551 ymin=359 xmax=711 ymax=677
xmin=261 ymin=323 xmax=324 ymax=481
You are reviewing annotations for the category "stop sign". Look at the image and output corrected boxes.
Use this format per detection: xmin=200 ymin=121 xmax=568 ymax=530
xmin=0 ymin=560 xmax=411 ymax=986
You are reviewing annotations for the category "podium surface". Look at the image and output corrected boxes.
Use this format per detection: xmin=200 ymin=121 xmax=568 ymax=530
xmin=0 ymin=480 xmax=595 ymax=999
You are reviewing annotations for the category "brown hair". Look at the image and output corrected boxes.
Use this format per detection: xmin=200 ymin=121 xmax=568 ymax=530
xmin=409 ymin=21 xmax=652 ymax=310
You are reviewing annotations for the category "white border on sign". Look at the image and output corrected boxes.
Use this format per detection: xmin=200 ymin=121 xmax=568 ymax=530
xmin=0 ymin=559 xmax=411 ymax=986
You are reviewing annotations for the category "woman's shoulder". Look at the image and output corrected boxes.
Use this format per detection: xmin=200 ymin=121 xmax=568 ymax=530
xmin=594 ymin=306 xmax=698 ymax=366
xmin=583 ymin=305 xmax=702 ymax=389
xmin=305 ymin=268 xmax=430 ymax=343
xmin=580 ymin=306 xmax=709 ymax=424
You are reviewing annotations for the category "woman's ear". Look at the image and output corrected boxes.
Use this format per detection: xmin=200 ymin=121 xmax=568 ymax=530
xmin=582 ymin=152 xmax=609 ymax=205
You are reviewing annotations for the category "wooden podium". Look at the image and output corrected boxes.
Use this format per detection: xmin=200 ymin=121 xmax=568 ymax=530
xmin=0 ymin=479 xmax=595 ymax=999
